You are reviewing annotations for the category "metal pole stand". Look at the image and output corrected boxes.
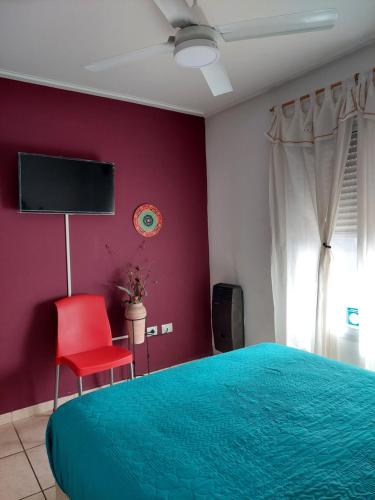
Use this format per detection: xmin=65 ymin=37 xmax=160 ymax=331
xmin=128 ymin=316 xmax=150 ymax=378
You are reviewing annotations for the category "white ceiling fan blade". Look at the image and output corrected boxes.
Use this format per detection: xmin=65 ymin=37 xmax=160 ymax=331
xmin=217 ymin=9 xmax=338 ymax=43
xmin=190 ymin=0 xmax=210 ymax=26
xmin=153 ymin=0 xmax=200 ymax=28
xmin=85 ymin=38 xmax=174 ymax=72
xmin=200 ymin=61 xmax=233 ymax=96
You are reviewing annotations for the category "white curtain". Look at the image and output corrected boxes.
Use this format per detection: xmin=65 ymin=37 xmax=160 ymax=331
xmin=313 ymin=112 xmax=354 ymax=357
xmin=268 ymin=80 xmax=356 ymax=356
xmin=357 ymin=72 xmax=375 ymax=369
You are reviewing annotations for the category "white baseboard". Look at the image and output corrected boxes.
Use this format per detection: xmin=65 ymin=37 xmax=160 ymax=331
xmin=0 ymin=393 xmax=75 ymax=425
xmin=0 ymin=357 xmax=203 ymax=426
xmin=0 ymin=382 xmax=122 ymax=425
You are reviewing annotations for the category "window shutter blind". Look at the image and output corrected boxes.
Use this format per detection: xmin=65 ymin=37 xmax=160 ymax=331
xmin=334 ymin=121 xmax=358 ymax=235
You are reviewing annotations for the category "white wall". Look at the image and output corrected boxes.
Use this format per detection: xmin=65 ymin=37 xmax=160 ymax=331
xmin=206 ymin=42 xmax=375 ymax=347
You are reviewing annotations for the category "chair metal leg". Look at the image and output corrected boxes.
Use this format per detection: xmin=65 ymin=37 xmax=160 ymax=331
xmin=130 ymin=363 xmax=134 ymax=380
xmin=110 ymin=368 xmax=114 ymax=386
xmin=77 ymin=376 xmax=83 ymax=396
xmin=54 ymin=365 xmax=60 ymax=412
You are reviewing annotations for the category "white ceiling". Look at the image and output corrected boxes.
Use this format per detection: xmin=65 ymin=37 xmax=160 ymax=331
xmin=0 ymin=0 xmax=374 ymax=116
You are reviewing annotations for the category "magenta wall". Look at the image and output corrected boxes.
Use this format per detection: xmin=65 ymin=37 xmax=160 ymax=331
xmin=0 ymin=78 xmax=211 ymax=414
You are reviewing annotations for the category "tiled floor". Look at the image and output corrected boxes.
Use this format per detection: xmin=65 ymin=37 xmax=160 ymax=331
xmin=0 ymin=414 xmax=56 ymax=499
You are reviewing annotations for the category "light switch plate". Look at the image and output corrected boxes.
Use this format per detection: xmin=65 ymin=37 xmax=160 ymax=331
xmin=161 ymin=323 xmax=173 ymax=334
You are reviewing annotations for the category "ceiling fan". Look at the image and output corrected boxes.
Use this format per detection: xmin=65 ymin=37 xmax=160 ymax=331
xmin=85 ymin=0 xmax=338 ymax=97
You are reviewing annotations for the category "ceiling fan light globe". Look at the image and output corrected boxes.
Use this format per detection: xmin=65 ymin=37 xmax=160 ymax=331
xmin=174 ymin=39 xmax=219 ymax=68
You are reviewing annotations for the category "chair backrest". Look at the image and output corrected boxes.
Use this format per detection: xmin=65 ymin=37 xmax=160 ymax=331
xmin=55 ymin=294 xmax=112 ymax=359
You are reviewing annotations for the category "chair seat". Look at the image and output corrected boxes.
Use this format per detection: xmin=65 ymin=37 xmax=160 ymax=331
xmin=57 ymin=345 xmax=133 ymax=377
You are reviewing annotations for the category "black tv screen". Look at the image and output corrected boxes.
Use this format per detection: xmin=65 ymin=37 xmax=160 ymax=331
xmin=18 ymin=153 xmax=115 ymax=214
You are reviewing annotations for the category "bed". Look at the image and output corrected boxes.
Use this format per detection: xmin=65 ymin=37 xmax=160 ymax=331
xmin=46 ymin=343 xmax=375 ymax=499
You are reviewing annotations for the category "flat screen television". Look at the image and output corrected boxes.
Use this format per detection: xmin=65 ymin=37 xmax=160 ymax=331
xmin=18 ymin=153 xmax=115 ymax=214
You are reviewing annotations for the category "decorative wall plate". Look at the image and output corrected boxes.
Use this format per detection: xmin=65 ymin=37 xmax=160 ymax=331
xmin=133 ymin=204 xmax=162 ymax=238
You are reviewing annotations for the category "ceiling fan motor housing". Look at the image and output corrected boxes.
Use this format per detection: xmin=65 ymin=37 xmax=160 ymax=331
xmin=174 ymin=25 xmax=219 ymax=68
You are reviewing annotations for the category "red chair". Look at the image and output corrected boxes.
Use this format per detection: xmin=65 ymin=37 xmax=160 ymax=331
xmin=54 ymin=294 xmax=133 ymax=410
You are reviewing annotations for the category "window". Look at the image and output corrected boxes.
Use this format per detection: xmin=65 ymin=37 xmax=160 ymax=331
xmin=335 ymin=122 xmax=358 ymax=236
xmin=331 ymin=120 xmax=359 ymax=337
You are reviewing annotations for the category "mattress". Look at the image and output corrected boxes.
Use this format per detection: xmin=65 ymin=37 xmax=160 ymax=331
xmin=46 ymin=343 xmax=375 ymax=499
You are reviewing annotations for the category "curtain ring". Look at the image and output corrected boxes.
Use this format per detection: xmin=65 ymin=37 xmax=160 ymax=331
xmin=323 ymin=242 xmax=332 ymax=249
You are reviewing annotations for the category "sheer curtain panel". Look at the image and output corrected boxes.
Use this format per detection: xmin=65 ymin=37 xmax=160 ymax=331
xmin=268 ymin=80 xmax=356 ymax=357
xmin=357 ymin=72 xmax=375 ymax=369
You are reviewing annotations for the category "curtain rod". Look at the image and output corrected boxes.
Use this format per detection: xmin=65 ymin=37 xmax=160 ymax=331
xmin=269 ymin=66 xmax=375 ymax=112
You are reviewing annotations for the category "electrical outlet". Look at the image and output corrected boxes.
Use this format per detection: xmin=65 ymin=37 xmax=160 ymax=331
xmin=161 ymin=323 xmax=173 ymax=334
xmin=147 ymin=326 xmax=158 ymax=336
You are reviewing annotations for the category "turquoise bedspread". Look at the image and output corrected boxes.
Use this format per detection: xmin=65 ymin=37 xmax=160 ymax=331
xmin=46 ymin=343 xmax=375 ymax=499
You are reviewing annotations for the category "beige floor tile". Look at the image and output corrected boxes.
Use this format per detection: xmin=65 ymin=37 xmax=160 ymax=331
xmin=14 ymin=415 xmax=50 ymax=450
xmin=27 ymin=445 xmax=54 ymax=490
xmin=44 ymin=486 xmax=56 ymax=500
xmin=24 ymin=493 xmax=45 ymax=499
xmin=0 ymin=423 xmax=22 ymax=458
xmin=0 ymin=452 xmax=40 ymax=500
xmin=0 ymin=413 xmax=11 ymax=426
